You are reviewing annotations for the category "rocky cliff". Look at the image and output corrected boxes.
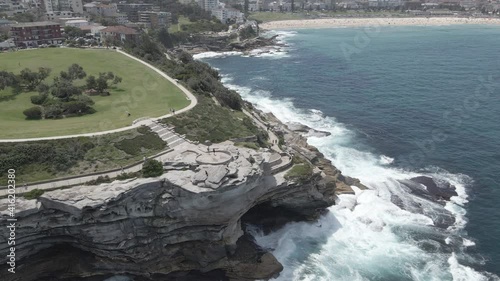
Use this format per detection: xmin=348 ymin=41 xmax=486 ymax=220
xmin=0 ymin=124 xmax=353 ymax=281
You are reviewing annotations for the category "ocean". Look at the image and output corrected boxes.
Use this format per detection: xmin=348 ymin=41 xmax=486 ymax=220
xmin=195 ymin=25 xmax=500 ymax=281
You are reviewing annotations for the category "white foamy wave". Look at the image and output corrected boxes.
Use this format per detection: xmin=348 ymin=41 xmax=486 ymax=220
xmin=379 ymin=155 xmax=394 ymax=165
xmin=264 ymin=30 xmax=298 ymax=45
xmin=243 ymin=47 xmax=291 ymax=59
xmin=220 ymin=77 xmax=497 ymax=281
xmin=192 ymin=51 xmax=243 ymax=60
xmin=448 ymin=253 xmax=490 ymax=281
xmin=463 ymin=238 xmax=476 ymax=247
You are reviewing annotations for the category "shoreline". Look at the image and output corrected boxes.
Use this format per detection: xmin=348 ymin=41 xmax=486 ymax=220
xmin=260 ymin=17 xmax=500 ymax=30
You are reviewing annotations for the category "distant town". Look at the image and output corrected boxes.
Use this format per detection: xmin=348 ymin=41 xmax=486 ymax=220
xmin=1 ymin=0 xmax=500 ymax=49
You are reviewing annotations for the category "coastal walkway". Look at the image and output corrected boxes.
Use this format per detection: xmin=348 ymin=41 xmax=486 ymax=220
xmin=0 ymin=146 xmax=187 ymax=197
xmin=146 ymin=121 xmax=186 ymax=148
xmin=0 ymin=49 xmax=198 ymax=143
xmin=243 ymin=109 xmax=282 ymax=153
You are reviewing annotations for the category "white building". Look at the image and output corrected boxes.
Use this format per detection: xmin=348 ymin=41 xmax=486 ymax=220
xmin=42 ymin=0 xmax=83 ymax=14
xmin=248 ymin=0 xmax=259 ymax=11
xmin=64 ymin=19 xmax=88 ymax=27
xmin=211 ymin=7 xmax=243 ymax=23
xmin=202 ymin=0 xmax=218 ymax=11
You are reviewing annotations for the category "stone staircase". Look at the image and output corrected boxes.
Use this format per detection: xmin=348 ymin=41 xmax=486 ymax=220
xmin=147 ymin=121 xmax=186 ymax=148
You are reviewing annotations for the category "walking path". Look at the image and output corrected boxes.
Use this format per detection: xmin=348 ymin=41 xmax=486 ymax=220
xmin=0 ymin=147 xmax=183 ymax=197
xmin=146 ymin=121 xmax=186 ymax=148
xmin=0 ymin=49 xmax=198 ymax=143
xmin=243 ymin=109 xmax=282 ymax=153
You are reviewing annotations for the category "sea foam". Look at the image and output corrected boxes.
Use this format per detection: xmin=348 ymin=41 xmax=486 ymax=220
xmin=220 ymin=75 xmax=498 ymax=281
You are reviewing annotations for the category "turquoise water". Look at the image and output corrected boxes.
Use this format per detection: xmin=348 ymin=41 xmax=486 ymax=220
xmin=198 ymin=25 xmax=500 ymax=280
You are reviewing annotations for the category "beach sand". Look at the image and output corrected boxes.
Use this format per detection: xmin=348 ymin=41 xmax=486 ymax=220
xmin=260 ymin=17 xmax=500 ymax=30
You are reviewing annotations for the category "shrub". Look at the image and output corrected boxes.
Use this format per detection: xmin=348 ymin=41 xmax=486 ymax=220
xmin=24 ymin=189 xmax=44 ymax=200
xmin=30 ymin=93 xmax=48 ymax=105
xmin=43 ymin=102 xmax=63 ymax=119
xmin=116 ymin=172 xmax=140 ymax=180
xmin=23 ymin=106 xmax=42 ymax=120
xmin=114 ymin=130 xmax=166 ymax=156
xmin=142 ymin=159 xmax=163 ymax=177
xmin=86 ymin=175 xmax=111 ymax=185
xmin=284 ymin=163 xmax=314 ymax=183
xmin=62 ymin=101 xmax=95 ymax=115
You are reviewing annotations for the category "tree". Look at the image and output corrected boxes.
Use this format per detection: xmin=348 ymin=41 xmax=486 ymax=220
xmin=94 ymin=72 xmax=121 ymax=94
xmin=142 ymin=159 xmax=163 ymax=177
xmin=37 ymin=83 xmax=50 ymax=95
xmin=30 ymin=93 xmax=48 ymax=105
xmin=112 ymin=76 xmax=122 ymax=85
xmin=63 ymin=26 xmax=86 ymax=38
xmin=50 ymin=78 xmax=82 ymax=102
xmin=23 ymin=106 xmax=42 ymax=119
xmin=157 ymin=27 xmax=174 ymax=48
xmin=61 ymin=64 xmax=86 ymax=81
xmin=96 ymin=75 xmax=109 ymax=94
xmin=86 ymin=75 xmax=97 ymax=90
xmin=0 ymin=71 xmax=19 ymax=90
xmin=19 ymin=67 xmax=51 ymax=90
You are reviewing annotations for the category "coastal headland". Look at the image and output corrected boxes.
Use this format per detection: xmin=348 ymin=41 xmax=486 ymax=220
xmin=260 ymin=17 xmax=500 ymax=30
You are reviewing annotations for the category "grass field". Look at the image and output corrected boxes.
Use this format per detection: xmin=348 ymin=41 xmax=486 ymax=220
xmin=168 ymin=16 xmax=195 ymax=33
xmin=0 ymin=48 xmax=190 ymax=139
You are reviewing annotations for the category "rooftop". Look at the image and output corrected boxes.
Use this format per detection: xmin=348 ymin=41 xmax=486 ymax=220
xmin=101 ymin=25 xmax=138 ymax=34
xmin=11 ymin=21 xmax=60 ymax=28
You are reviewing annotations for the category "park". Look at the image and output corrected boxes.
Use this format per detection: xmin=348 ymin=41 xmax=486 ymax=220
xmin=0 ymin=48 xmax=190 ymax=139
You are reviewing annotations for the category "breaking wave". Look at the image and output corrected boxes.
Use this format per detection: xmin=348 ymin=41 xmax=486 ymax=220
xmin=222 ymin=78 xmax=499 ymax=281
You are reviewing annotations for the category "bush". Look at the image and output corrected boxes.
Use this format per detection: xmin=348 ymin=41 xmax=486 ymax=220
xmin=43 ymin=102 xmax=63 ymax=119
xmin=284 ymin=163 xmax=314 ymax=183
xmin=24 ymin=189 xmax=44 ymax=200
xmin=142 ymin=159 xmax=163 ymax=177
xmin=116 ymin=172 xmax=140 ymax=180
xmin=62 ymin=101 xmax=95 ymax=115
xmin=85 ymin=175 xmax=111 ymax=185
xmin=23 ymin=106 xmax=42 ymax=120
xmin=114 ymin=127 xmax=166 ymax=155
xmin=30 ymin=93 xmax=48 ymax=105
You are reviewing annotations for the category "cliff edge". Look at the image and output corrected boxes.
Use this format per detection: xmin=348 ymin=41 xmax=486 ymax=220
xmin=0 ymin=112 xmax=355 ymax=281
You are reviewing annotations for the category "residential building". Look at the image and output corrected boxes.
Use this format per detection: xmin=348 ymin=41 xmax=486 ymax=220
xmin=0 ymin=0 xmax=29 ymax=14
xmin=84 ymin=2 xmax=117 ymax=17
xmin=138 ymin=11 xmax=171 ymax=29
xmin=200 ymin=0 xmax=218 ymax=11
xmin=105 ymin=12 xmax=128 ymax=24
xmin=211 ymin=7 xmax=243 ymax=23
xmin=248 ymin=0 xmax=260 ymax=11
xmin=10 ymin=21 xmax=63 ymax=47
xmin=42 ymin=0 xmax=83 ymax=14
xmin=116 ymin=3 xmax=153 ymax=22
xmin=45 ymin=10 xmax=76 ymax=20
xmin=100 ymin=25 xmax=138 ymax=43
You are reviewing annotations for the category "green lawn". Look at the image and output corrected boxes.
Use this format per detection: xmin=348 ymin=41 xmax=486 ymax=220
xmin=168 ymin=16 xmax=195 ymax=33
xmin=0 ymin=48 xmax=190 ymax=139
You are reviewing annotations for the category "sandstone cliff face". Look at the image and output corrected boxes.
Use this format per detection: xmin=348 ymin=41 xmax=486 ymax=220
xmin=0 ymin=139 xmax=347 ymax=281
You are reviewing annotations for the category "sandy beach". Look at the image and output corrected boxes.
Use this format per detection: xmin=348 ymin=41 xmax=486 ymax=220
xmin=260 ymin=17 xmax=500 ymax=30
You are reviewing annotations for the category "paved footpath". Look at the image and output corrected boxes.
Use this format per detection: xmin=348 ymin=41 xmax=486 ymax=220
xmin=0 ymin=147 xmax=186 ymax=197
xmin=243 ymin=109 xmax=282 ymax=153
xmin=0 ymin=49 xmax=198 ymax=143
